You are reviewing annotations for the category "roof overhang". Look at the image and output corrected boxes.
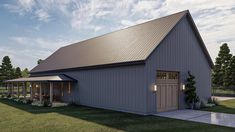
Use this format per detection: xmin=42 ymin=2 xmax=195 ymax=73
xmin=4 ymin=74 xmax=76 ymax=83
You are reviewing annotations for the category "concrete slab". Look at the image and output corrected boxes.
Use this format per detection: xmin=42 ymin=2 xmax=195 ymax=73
xmin=212 ymin=96 xmax=235 ymax=101
xmin=155 ymin=110 xmax=235 ymax=128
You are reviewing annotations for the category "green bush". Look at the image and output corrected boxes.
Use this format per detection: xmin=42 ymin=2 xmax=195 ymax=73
xmin=42 ymin=100 xmax=51 ymax=107
xmin=208 ymin=97 xmax=219 ymax=106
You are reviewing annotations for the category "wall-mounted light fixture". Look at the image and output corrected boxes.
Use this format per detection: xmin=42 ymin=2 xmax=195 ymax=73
xmin=181 ymin=83 xmax=185 ymax=91
xmin=153 ymin=84 xmax=157 ymax=93
xmin=36 ymin=84 xmax=39 ymax=88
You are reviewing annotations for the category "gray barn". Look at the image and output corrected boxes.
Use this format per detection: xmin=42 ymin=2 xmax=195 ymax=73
xmin=7 ymin=10 xmax=213 ymax=115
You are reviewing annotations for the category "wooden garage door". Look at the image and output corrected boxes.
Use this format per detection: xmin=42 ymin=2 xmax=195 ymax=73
xmin=156 ymin=71 xmax=179 ymax=112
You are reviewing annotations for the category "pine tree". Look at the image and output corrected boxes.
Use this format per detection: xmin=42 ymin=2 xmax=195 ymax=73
xmin=0 ymin=56 xmax=14 ymax=84
xmin=37 ymin=59 xmax=43 ymax=65
xmin=185 ymin=71 xmax=198 ymax=107
xmin=224 ymin=56 xmax=235 ymax=87
xmin=21 ymin=68 xmax=29 ymax=77
xmin=212 ymin=43 xmax=232 ymax=87
xmin=14 ymin=67 xmax=22 ymax=78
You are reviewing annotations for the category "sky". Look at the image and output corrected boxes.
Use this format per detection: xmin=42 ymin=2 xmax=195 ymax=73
xmin=0 ymin=0 xmax=235 ymax=70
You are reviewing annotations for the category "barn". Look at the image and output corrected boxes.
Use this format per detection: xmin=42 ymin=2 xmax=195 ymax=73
xmin=5 ymin=10 xmax=213 ymax=115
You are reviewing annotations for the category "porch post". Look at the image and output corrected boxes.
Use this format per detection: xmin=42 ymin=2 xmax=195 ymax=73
xmin=23 ymin=82 xmax=26 ymax=98
xmin=39 ymin=83 xmax=42 ymax=103
xmin=30 ymin=82 xmax=33 ymax=100
xmin=17 ymin=83 xmax=20 ymax=98
xmin=50 ymin=82 xmax=53 ymax=103
xmin=10 ymin=83 xmax=12 ymax=96
xmin=11 ymin=83 xmax=13 ymax=96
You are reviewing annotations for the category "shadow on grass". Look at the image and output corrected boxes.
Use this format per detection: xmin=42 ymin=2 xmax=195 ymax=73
xmin=0 ymin=98 xmax=234 ymax=132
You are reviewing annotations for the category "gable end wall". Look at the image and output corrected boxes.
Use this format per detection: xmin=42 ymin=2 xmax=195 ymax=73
xmin=145 ymin=16 xmax=212 ymax=114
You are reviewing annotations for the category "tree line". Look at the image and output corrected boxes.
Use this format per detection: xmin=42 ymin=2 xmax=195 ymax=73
xmin=212 ymin=43 xmax=235 ymax=88
xmin=0 ymin=56 xmax=29 ymax=86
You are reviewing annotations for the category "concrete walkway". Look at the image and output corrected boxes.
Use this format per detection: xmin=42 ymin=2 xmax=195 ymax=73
xmin=155 ymin=110 xmax=235 ymax=128
xmin=212 ymin=96 xmax=235 ymax=101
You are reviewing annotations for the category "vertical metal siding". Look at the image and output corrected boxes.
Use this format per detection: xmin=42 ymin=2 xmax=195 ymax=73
xmin=33 ymin=65 xmax=147 ymax=114
xmin=69 ymin=65 xmax=146 ymax=114
xmin=145 ymin=16 xmax=211 ymax=114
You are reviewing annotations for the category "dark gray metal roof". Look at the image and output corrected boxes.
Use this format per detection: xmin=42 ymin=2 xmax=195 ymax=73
xmin=30 ymin=10 xmax=213 ymax=73
xmin=4 ymin=75 xmax=75 ymax=82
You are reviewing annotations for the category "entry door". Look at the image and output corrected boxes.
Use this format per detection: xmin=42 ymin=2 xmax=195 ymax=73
xmin=156 ymin=71 xmax=179 ymax=112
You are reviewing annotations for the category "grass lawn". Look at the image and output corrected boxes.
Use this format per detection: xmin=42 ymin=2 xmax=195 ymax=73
xmin=212 ymin=88 xmax=235 ymax=97
xmin=0 ymin=99 xmax=234 ymax=132
xmin=203 ymin=99 xmax=235 ymax=114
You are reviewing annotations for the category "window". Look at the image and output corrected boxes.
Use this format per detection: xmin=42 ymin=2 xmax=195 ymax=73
xmin=157 ymin=72 xmax=167 ymax=79
xmin=157 ymin=72 xmax=178 ymax=80
xmin=168 ymin=72 xmax=178 ymax=80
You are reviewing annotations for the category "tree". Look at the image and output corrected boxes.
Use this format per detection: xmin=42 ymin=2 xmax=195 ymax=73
xmin=224 ymin=56 xmax=235 ymax=87
xmin=212 ymin=43 xmax=232 ymax=87
xmin=0 ymin=56 xmax=14 ymax=84
xmin=37 ymin=59 xmax=44 ymax=65
xmin=21 ymin=68 xmax=29 ymax=77
xmin=14 ymin=67 xmax=22 ymax=78
xmin=185 ymin=71 xmax=199 ymax=108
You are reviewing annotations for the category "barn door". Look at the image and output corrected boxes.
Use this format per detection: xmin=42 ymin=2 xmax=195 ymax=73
xmin=156 ymin=71 xmax=179 ymax=112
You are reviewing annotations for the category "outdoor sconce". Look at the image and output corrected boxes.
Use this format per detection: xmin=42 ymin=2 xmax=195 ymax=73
xmin=181 ymin=83 xmax=185 ymax=91
xmin=153 ymin=84 xmax=157 ymax=93
xmin=29 ymin=84 xmax=32 ymax=88
xmin=36 ymin=84 xmax=39 ymax=88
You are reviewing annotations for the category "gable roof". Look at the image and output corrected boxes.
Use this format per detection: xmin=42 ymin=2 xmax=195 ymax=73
xmin=31 ymin=10 xmax=213 ymax=73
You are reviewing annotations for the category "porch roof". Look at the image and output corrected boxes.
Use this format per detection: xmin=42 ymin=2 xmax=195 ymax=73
xmin=4 ymin=74 xmax=76 ymax=82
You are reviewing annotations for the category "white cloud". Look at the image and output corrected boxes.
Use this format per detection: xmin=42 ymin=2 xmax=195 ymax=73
xmin=70 ymin=0 xmax=136 ymax=31
xmin=4 ymin=0 xmax=35 ymax=15
xmin=132 ymin=0 xmax=163 ymax=17
xmin=9 ymin=37 xmax=27 ymax=44
xmin=121 ymin=20 xmax=135 ymax=27
xmin=35 ymin=9 xmax=50 ymax=22
xmin=5 ymin=36 xmax=77 ymax=69
xmin=9 ymin=36 xmax=76 ymax=51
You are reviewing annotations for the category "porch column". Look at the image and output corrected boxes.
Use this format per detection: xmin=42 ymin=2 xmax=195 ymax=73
xmin=11 ymin=83 xmax=13 ymax=96
xmin=39 ymin=83 xmax=42 ymax=103
xmin=30 ymin=82 xmax=33 ymax=100
xmin=50 ymin=82 xmax=53 ymax=103
xmin=17 ymin=83 xmax=20 ymax=98
xmin=23 ymin=82 xmax=26 ymax=98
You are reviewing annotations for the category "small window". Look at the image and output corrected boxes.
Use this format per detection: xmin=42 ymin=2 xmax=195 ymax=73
xmin=168 ymin=72 xmax=178 ymax=80
xmin=157 ymin=72 xmax=167 ymax=79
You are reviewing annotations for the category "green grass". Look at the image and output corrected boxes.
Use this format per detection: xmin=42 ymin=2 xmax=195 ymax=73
xmin=212 ymin=88 xmax=235 ymax=97
xmin=0 ymin=99 xmax=234 ymax=132
xmin=203 ymin=99 xmax=235 ymax=114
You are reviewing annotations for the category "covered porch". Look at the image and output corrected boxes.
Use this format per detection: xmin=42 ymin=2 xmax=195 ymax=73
xmin=4 ymin=75 xmax=76 ymax=105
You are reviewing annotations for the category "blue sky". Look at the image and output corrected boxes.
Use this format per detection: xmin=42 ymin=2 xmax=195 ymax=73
xmin=0 ymin=0 xmax=235 ymax=70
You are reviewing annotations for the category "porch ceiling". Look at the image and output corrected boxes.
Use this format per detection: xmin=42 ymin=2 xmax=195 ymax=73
xmin=4 ymin=74 xmax=76 ymax=82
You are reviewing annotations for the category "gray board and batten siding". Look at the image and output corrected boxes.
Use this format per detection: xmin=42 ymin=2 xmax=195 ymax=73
xmin=145 ymin=15 xmax=211 ymax=114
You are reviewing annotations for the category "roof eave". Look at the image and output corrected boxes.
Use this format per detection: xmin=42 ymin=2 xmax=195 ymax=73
xmin=30 ymin=60 xmax=145 ymax=74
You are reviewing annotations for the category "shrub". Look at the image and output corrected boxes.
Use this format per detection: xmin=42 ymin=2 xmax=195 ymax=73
xmin=42 ymin=100 xmax=51 ymax=107
xmin=7 ymin=94 xmax=11 ymax=98
xmin=184 ymin=71 xmax=200 ymax=109
xmin=27 ymin=99 xmax=33 ymax=104
xmin=208 ymin=97 xmax=219 ymax=106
